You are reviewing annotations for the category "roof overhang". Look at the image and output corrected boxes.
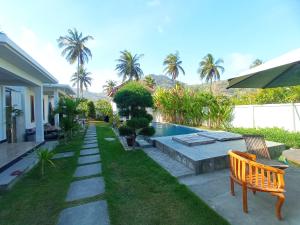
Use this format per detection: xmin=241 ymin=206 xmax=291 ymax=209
xmin=43 ymin=83 xmax=75 ymax=96
xmin=0 ymin=32 xmax=58 ymax=86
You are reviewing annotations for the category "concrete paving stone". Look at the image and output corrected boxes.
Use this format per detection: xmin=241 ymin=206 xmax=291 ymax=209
xmin=66 ymin=177 xmax=105 ymax=201
xmin=104 ymin=138 xmax=115 ymax=141
xmin=78 ymin=154 xmax=101 ymax=165
xmin=80 ymin=148 xmax=99 ymax=156
xmin=84 ymin=140 xmax=98 ymax=145
xmin=57 ymin=200 xmax=109 ymax=225
xmin=52 ymin=152 xmax=74 ymax=159
xmin=83 ymin=143 xmax=98 ymax=149
xmin=73 ymin=163 xmax=102 ymax=177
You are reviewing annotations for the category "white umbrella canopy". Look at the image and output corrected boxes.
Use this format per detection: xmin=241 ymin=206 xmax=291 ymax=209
xmin=227 ymin=48 xmax=300 ymax=89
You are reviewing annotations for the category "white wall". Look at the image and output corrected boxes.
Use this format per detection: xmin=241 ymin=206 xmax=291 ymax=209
xmin=0 ymin=86 xmax=5 ymax=141
xmin=232 ymin=103 xmax=300 ymax=132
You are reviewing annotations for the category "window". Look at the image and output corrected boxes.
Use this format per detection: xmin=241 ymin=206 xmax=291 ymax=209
xmin=30 ymin=95 xmax=35 ymax=122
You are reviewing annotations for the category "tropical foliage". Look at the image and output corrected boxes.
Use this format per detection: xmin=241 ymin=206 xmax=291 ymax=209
xmin=233 ymin=86 xmax=300 ymax=105
xmin=71 ymin=66 xmax=92 ymax=97
xmin=57 ymin=28 xmax=93 ymax=97
xmin=103 ymin=80 xmax=117 ymax=95
xmin=55 ymin=97 xmax=80 ymax=140
xmin=115 ymin=50 xmax=144 ymax=82
xmin=163 ymin=51 xmax=185 ymax=80
xmin=144 ymin=75 xmax=156 ymax=88
xmin=87 ymin=101 xmax=96 ymax=119
xmin=198 ymin=53 xmax=224 ymax=93
xmin=154 ymin=85 xmax=233 ymax=128
xmin=36 ymin=148 xmax=55 ymax=176
xmin=95 ymin=99 xmax=113 ymax=120
xmin=113 ymin=81 xmax=155 ymax=144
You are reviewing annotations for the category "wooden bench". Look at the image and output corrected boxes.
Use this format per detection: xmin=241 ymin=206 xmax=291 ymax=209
xmin=228 ymin=150 xmax=286 ymax=220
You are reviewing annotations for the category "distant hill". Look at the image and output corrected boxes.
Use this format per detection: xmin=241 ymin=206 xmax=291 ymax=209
xmin=147 ymin=74 xmax=185 ymax=88
xmin=73 ymin=89 xmax=108 ymax=101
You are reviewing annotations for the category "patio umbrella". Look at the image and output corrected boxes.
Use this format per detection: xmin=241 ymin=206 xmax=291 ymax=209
xmin=227 ymin=48 xmax=300 ymax=89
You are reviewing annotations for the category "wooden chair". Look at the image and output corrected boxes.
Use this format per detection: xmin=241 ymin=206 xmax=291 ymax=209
xmin=228 ymin=150 xmax=286 ymax=220
xmin=243 ymin=135 xmax=289 ymax=170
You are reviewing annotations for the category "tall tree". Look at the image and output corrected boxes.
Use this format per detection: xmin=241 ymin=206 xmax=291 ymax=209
xmin=144 ymin=75 xmax=156 ymax=88
xmin=198 ymin=53 xmax=224 ymax=93
xmin=163 ymin=51 xmax=185 ymax=80
xmin=71 ymin=67 xmax=92 ymax=98
xmin=57 ymin=28 xmax=93 ymax=98
xmin=103 ymin=80 xmax=118 ymax=95
xmin=250 ymin=59 xmax=263 ymax=68
xmin=115 ymin=50 xmax=144 ymax=82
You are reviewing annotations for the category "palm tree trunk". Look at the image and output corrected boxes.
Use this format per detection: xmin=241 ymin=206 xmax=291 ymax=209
xmin=77 ymin=56 xmax=80 ymax=99
xmin=210 ymin=79 xmax=213 ymax=94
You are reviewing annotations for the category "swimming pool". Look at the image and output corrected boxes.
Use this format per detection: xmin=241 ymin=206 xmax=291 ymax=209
xmin=151 ymin=122 xmax=199 ymax=137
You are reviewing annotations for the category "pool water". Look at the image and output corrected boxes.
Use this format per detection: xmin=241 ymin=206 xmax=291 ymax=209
xmin=151 ymin=122 xmax=199 ymax=137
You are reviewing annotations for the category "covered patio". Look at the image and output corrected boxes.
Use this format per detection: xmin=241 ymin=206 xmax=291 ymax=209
xmin=0 ymin=32 xmax=57 ymax=169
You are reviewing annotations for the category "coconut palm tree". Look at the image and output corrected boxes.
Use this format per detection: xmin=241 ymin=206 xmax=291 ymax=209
xmin=103 ymin=80 xmax=118 ymax=95
xmin=250 ymin=59 xmax=263 ymax=68
xmin=198 ymin=53 xmax=224 ymax=93
xmin=115 ymin=50 xmax=144 ymax=82
xmin=144 ymin=75 xmax=156 ymax=88
xmin=57 ymin=28 xmax=93 ymax=98
xmin=163 ymin=52 xmax=185 ymax=80
xmin=71 ymin=67 xmax=92 ymax=98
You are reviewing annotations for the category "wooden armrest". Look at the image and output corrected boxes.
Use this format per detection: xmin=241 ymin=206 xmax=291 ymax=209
xmin=230 ymin=150 xmax=256 ymax=161
xmin=269 ymin=164 xmax=289 ymax=170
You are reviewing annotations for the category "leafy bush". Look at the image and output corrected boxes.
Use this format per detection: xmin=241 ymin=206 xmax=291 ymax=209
xmin=87 ymin=101 xmax=96 ymax=119
xmin=118 ymin=125 xmax=134 ymax=136
xmin=154 ymin=85 xmax=233 ymax=128
xmin=95 ymin=99 xmax=113 ymax=121
xmin=139 ymin=126 xmax=155 ymax=136
xmin=114 ymin=81 xmax=155 ymax=141
xmin=227 ymin=127 xmax=300 ymax=148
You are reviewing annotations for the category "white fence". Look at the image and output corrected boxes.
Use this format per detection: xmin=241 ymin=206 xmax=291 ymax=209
xmin=232 ymin=103 xmax=300 ymax=132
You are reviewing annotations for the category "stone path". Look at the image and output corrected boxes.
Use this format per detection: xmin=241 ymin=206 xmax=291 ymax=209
xmin=57 ymin=125 xmax=110 ymax=225
xmin=53 ymin=151 xmax=75 ymax=159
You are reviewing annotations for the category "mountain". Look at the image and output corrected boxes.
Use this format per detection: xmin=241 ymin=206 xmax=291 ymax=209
xmin=73 ymin=89 xmax=108 ymax=101
xmin=147 ymin=74 xmax=185 ymax=88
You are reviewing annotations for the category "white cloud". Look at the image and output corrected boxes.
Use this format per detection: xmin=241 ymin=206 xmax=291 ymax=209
xmin=147 ymin=0 xmax=160 ymax=7
xmin=157 ymin=25 xmax=164 ymax=33
xmin=224 ymin=52 xmax=255 ymax=78
xmin=14 ymin=27 xmax=75 ymax=85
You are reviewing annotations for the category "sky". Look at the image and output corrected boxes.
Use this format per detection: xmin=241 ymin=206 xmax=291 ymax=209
xmin=0 ymin=0 xmax=300 ymax=92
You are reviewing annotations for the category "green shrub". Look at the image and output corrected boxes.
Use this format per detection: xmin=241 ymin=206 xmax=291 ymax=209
xmin=95 ymin=99 xmax=113 ymax=121
xmin=36 ymin=148 xmax=55 ymax=176
xmin=139 ymin=126 xmax=156 ymax=136
xmin=118 ymin=125 xmax=134 ymax=136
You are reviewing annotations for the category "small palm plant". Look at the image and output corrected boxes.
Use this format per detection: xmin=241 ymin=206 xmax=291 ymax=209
xmin=37 ymin=148 xmax=55 ymax=176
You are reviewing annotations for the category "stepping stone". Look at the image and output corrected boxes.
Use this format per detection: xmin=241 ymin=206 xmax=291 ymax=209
xmin=78 ymin=154 xmax=101 ymax=165
xmin=57 ymin=200 xmax=109 ymax=225
xmin=66 ymin=177 xmax=105 ymax=202
xmin=80 ymin=148 xmax=99 ymax=156
xmin=52 ymin=152 xmax=74 ymax=159
xmin=84 ymin=140 xmax=98 ymax=145
xmin=83 ymin=143 xmax=98 ymax=149
xmin=73 ymin=163 xmax=102 ymax=177
xmin=104 ymin=137 xmax=115 ymax=142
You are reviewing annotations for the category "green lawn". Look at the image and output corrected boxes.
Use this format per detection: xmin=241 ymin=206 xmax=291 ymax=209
xmin=0 ymin=133 xmax=84 ymax=225
xmin=97 ymin=123 xmax=229 ymax=225
xmin=228 ymin=127 xmax=300 ymax=148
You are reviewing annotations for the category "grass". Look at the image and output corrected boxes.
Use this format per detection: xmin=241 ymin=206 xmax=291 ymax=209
xmin=97 ymin=123 xmax=229 ymax=225
xmin=227 ymin=127 xmax=300 ymax=148
xmin=0 ymin=132 xmax=84 ymax=225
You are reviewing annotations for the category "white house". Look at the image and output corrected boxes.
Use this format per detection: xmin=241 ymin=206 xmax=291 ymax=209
xmin=0 ymin=32 xmax=73 ymax=168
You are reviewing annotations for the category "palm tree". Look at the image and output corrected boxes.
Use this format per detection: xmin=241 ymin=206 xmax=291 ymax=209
xmin=57 ymin=28 xmax=94 ymax=98
xmin=115 ymin=50 xmax=144 ymax=82
xmin=198 ymin=53 xmax=224 ymax=93
xmin=144 ymin=75 xmax=156 ymax=88
xmin=71 ymin=67 xmax=92 ymax=98
xmin=103 ymin=80 xmax=118 ymax=95
xmin=163 ymin=51 xmax=185 ymax=80
xmin=250 ymin=59 xmax=263 ymax=68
